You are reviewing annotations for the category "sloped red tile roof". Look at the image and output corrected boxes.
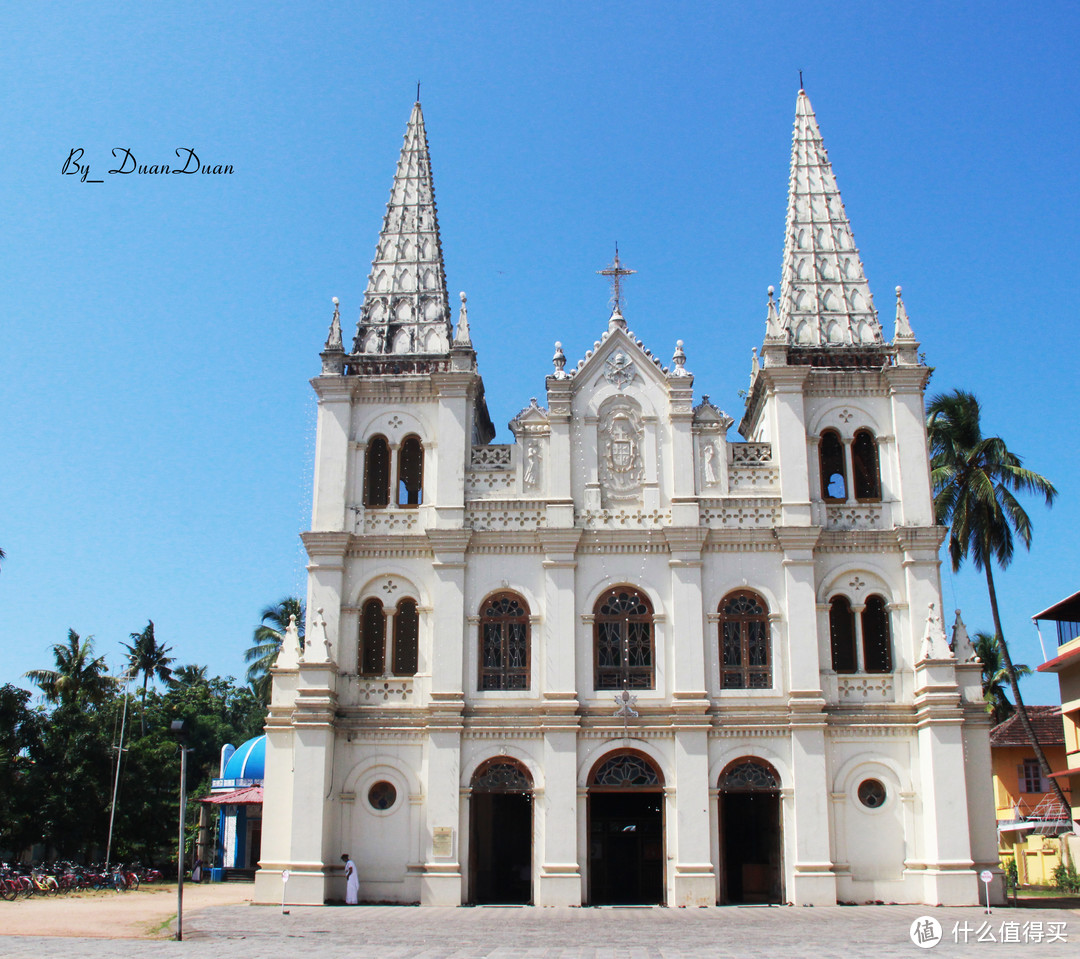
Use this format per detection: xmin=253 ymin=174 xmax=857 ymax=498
xmin=990 ymin=706 xmax=1065 ymax=747
xmin=200 ymin=785 xmax=264 ymax=805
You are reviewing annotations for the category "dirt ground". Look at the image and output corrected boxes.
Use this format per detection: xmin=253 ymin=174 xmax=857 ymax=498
xmin=0 ymin=881 xmax=253 ymax=938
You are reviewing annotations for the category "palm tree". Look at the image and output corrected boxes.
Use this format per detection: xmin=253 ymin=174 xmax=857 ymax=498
xmin=169 ymin=663 xmax=209 ymax=689
xmin=123 ymin=620 xmax=174 ymax=735
xmin=927 ymin=389 xmax=1068 ymax=814
xmin=25 ymin=629 xmax=114 ymax=707
xmin=246 ymin=597 xmax=305 ymax=703
xmin=973 ymin=631 xmax=1031 ymax=725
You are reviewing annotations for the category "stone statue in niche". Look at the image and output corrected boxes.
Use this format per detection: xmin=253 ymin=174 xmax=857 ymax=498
xmin=599 ymin=398 xmax=644 ymax=505
xmin=703 ymin=443 xmax=719 ymax=486
xmin=523 ymin=444 xmax=539 ymax=488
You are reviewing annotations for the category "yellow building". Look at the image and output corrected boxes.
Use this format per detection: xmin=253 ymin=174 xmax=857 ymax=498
xmin=990 ymin=706 xmax=1072 ymax=885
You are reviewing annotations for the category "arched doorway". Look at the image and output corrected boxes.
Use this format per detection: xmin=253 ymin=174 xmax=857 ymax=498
xmin=719 ymin=759 xmax=783 ymax=904
xmin=468 ymin=759 xmax=533 ymax=904
xmin=587 ymin=750 xmax=664 ymax=905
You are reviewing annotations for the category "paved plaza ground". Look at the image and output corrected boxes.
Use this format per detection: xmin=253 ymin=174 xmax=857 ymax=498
xmin=0 ymin=885 xmax=1077 ymax=959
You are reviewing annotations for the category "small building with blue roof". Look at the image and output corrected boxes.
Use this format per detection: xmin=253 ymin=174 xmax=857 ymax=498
xmin=201 ymin=734 xmax=265 ymax=876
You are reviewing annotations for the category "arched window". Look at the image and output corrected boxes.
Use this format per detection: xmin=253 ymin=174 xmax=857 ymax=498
xmin=392 ymin=598 xmax=419 ymax=676
xmin=719 ymin=590 xmax=771 ymax=689
xmin=829 ymin=596 xmax=857 ymax=673
xmin=819 ymin=429 xmax=847 ymax=501
xmin=359 ymin=598 xmax=385 ymax=675
xmin=589 ymin=751 xmax=662 ymax=788
xmin=594 ymin=587 xmax=654 ymax=690
xmin=397 ymin=435 xmax=423 ymax=506
xmin=861 ymin=595 xmax=892 ymax=672
xmin=364 ymin=435 xmax=391 ymax=508
xmin=479 ymin=592 xmax=530 ymax=690
xmin=852 ymin=429 xmax=881 ymax=501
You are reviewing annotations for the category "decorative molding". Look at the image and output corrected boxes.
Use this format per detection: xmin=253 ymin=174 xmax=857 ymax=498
xmin=470 ymin=445 xmax=512 ymax=468
xmin=825 ymin=504 xmax=884 ymax=531
xmin=731 ymin=443 xmax=773 ymax=465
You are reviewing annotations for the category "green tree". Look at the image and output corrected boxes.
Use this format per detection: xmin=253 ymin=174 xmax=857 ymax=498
xmin=124 ymin=620 xmax=174 ymax=736
xmin=0 ymin=684 xmax=44 ymax=855
xmin=246 ymin=598 xmax=305 ymax=702
xmin=24 ymin=629 xmax=115 ymax=707
xmin=973 ymin=631 xmax=1031 ymax=725
xmin=927 ymin=389 xmax=1068 ymax=815
xmin=170 ymin=663 xmax=209 ymax=689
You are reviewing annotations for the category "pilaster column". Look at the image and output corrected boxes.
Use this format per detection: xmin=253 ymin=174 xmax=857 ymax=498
xmin=310 ymin=377 xmax=353 ymax=532
xmin=537 ymin=528 xmax=583 ymax=905
xmin=913 ymin=656 xmax=979 ymax=904
xmin=883 ymin=366 xmax=933 ymax=526
xmin=774 ymin=526 xmax=834 ymax=904
xmin=420 ymin=528 xmax=470 ymax=905
xmin=762 ymin=367 xmax=812 ymax=526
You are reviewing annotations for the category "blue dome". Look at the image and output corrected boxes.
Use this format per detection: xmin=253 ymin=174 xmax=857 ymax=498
xmin=222 ymin=735 xmax=265 ymax=781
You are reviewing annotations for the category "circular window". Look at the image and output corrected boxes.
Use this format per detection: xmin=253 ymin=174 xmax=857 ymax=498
xmin=368 ymin=781 xmax=397 ymax=810
xmin=858 ymin=779 xmax=886 ymax=809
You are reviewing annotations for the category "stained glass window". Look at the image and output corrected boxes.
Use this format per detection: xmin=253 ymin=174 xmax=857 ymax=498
xmin=591 ymin=753 xmax=661 ymax=788
xmin=721 ymin=760 xmax=779 ymax=792
xmin=719 ymin=591 xmax=771 ymax=689
xmin=594 ymin=588 xmax=654 ymax=690
xmin=479 ymin=593 xmax=530 ymax=690
xmin=471 ymin=760 xmax=532 ymax=793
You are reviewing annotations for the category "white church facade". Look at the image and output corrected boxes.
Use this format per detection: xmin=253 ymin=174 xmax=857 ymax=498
xmin=254 ymin=90 xmax=1000 ymax=908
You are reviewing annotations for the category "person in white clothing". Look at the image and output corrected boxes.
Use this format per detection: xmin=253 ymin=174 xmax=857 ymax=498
xmin=341 ymin=853 xmax=358 ymax=905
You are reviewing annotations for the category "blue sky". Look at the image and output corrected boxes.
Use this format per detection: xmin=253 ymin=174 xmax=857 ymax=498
xmin=2 ymin=2 xmax=1077 ymax=704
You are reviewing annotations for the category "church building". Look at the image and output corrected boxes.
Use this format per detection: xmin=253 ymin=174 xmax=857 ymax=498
xmin=254 ymin=90 xmax=1000 ymax=907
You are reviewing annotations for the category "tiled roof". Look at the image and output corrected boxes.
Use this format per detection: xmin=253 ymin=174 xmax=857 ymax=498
xmin=200 ymin=785 xmax=264 ymax=805
xmin=990 ymin=706 xmax=1064 ymax=747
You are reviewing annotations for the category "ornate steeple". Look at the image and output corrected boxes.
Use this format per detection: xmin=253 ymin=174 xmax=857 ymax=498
xmin=352 ymin=100 xmax=453 ymax=357
xmin=778 ymin=89 xmax=882 ymax=350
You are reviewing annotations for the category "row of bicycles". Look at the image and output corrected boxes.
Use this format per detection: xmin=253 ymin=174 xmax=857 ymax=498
xmin=0 ymin=862 xmax=164 ymax=899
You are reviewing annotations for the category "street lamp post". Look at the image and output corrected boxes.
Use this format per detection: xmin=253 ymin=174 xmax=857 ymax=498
xmin=104 ymin=666 xmax=134 ymax=875
xmin=170 ymin=720 xmax=192 ymax=941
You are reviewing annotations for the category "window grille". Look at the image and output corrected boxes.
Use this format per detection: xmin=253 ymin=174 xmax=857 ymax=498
xmin=720 ymin=591 xmax=771 ymax=689
xmin=479 ymin=593 xmax=530 ymax=690
xmin=594 ymin=588 xmax=654 ymax=690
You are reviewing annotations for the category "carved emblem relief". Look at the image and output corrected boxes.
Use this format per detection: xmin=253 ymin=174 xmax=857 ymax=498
xmin=523 ymin=443 xmax=540 ymax=489
xmin=599 ymin=398 xmax=644 ymax=505
xmin=604 ymin=352 xmax=636 ymax=390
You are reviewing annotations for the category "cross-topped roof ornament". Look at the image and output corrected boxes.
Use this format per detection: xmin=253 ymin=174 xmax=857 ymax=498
xmin=597 ymin=244 xmax=636 ymax=317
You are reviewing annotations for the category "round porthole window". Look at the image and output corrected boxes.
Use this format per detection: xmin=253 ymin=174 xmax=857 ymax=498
xmin=368 ymin=781 xmax=397 ymax=810
xmin=858 ymin=778 xmax=886 ymax=809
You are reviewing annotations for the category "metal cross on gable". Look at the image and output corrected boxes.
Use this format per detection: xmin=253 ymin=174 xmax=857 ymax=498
xmin=597 ymin=244 xmax=636 ymax=313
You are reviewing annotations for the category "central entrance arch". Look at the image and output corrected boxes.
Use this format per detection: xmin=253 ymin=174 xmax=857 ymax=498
xmin=587 ymin=750 xmax=664 ymax=905
xmin=468 ymin=759 xmax=533 ymax=904
xmin=719 ymin=758 xmax=783 ymax=904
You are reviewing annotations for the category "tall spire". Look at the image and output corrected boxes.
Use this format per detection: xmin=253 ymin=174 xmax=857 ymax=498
xmin=778 ymin=90 xmax=882 ymax=349
xmin=352 ymin=100 xmax=453 ymax=356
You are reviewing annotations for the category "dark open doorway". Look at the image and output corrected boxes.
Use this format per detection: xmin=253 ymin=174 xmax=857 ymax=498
xmin=587 ymin=750 xmax=665 ymax=905
xmin=468 ymin=759 xmax=533 ymax=905
xmin=588 ymin=792 xmax=664 ymax=904
xmin=719 ymin=759 xmax=782 ymax=904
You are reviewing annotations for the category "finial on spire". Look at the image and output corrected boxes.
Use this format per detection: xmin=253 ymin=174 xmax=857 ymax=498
xmin=453 ymin=290 xmax=472 ymax=346
xmin=893 ymin=285 xmax=914 ymax=339
xmin=671 ymin=339 xmax=689 ymax=376
xmin=597 ymin=244 xmax=636 ymax=322
xmin=799 ymin=70 xmax=804 ymax=92
xmin=324 ymin=296 xmax=344 ymax=352
xmin=416 ymin=81 xmax=421 ymax=103
xmin=765 ymin=285 xmax=783 ymax=339
xmin=552 ymin=341 xmax=567 ymax=378
xmin=751 ymin=346 xmax=760 ymax=374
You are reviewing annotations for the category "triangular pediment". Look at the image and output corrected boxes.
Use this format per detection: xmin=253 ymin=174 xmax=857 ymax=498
xmin=565 ymin=324 xmax=675 ymax=398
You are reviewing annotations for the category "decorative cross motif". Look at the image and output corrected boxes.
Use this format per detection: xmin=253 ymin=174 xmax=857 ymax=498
xmin=597 ymin=245 xmax=636 ymax=313
xmin=838 ymin=409 xmax=853 ymax=423
xmin=613 ymin=689 xmax=639 ymax=735
xmin=382 ymin=580 xmax=398 ymax=595
xmin=388 ymin=415 xmax=403 ymax=429
xmin=848 ymin=575 xmax=865 ymax=593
